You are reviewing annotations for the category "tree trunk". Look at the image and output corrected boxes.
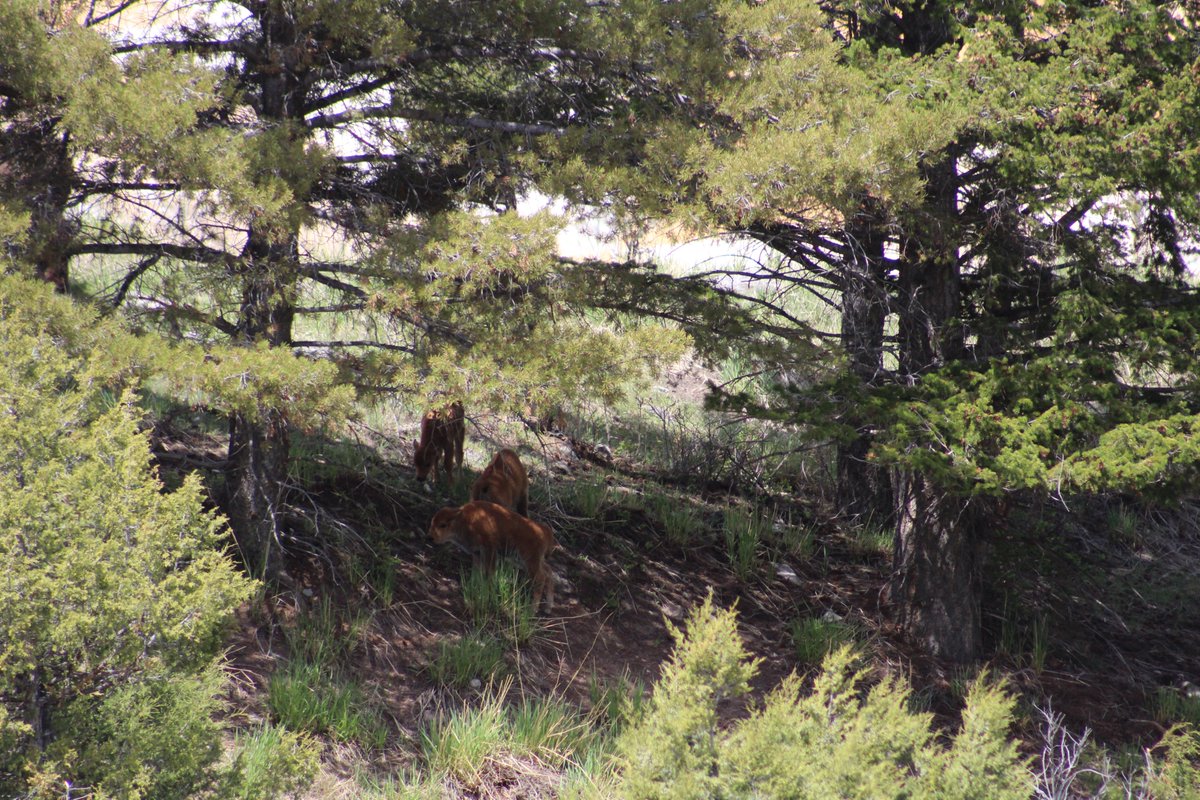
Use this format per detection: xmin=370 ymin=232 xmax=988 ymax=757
xmin=890 ymin=154 xmax=982 ymax=661
xmin=891 ymin=471 xmax=981 ymax=662
xmin=224 ymin=226 xmax=299 ymax=579
xmin=222 ymin=7 xmax=308 ymax=580
xmin=226 ymin=409 xmax=291 ymax=579
xmin=837 ymin=198 xmax=893 ymax=526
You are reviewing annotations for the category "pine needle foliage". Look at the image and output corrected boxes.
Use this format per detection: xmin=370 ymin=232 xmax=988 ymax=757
xmin=0 ymin=276 xmax=256 ymax=795
xmin=615 ymin=596 xmax=1032 ymax=800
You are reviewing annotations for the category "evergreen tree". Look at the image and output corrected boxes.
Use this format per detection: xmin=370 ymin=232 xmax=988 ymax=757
xmin=645 ymin=0 xmax=1200 ymax=660
xmin=0 ymin=276 xmax=258 ymax=795
xmin=6 ymin=0 xmax=727 ymax=576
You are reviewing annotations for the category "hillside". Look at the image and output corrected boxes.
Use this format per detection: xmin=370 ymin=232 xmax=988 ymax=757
xmin=165 ymin=372 xmax=1200 ymax=798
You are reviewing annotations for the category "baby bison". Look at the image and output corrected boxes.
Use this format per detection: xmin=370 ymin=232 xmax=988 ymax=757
xmin=412 ymin=401 xmax=465 ymax=482
xmin=429 ymin=500 xmax=557 ymax=612
xmin=470 ymin=448 xmax=529 ymax=516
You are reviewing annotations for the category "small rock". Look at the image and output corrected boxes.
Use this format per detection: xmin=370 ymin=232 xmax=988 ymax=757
xmin=301 ymin=587 xmax=314 ymax=598
xmin=775 ymin=562 xmax=802 ymax=586
xmin=821 ymin=609 xmax=843 ymax=624
xmin=660 ymin=599 xmax=684 ymax=620
xmin=469 ymin=678 xmax=482 ymax=690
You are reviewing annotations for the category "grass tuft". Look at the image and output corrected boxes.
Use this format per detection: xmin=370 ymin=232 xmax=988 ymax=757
xmin=848 ymin=523 xmax=892 ymax=558
xmin=569 ymin=477 xmax=611 ymax=519
xmin=723 ymin=505 xmax=771 ymax=579
xmin=420 ymin=682 xmax=616 ymax=790
xmin=420 ymin=689 xmax=509 ymax=784
xmin=267 ymin=661 xmax=388 ymax=749
xmin=587 ymin=671 xmax=648 ymax=732
xmin=790 ymin=614 xmax=861 ymax=665
xmin=229 ymin=723 xmax=320 ymax=800
xmin=282 ymin=596 xmax=371 ymax=668
xmin=1151 ymin=685 xmax=1200 ymax=727
xmin=646 ymin=492 xmax=707 ymax=546
xmin=428 ymin=634 xmax=508 ymax=689
xmin=461 ymin=562 xmax=538 ymax=644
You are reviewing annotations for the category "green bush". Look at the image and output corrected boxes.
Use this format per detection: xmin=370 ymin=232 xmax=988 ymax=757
xmin=0 ymin=277 xmax=256 ymax=796
xmin=51 ymin=666 xmax=227 ymax=799
xmin=616 ymin=594 xmax=1033 ymax=800
xmin=1145 ymin=725 xmax=1200 ymax=800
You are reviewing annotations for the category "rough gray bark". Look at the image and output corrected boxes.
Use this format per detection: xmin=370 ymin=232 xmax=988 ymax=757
xmin=889 ymin=155 xmax=982 ymax=661
xmin=891 ymin=470 xmax=981 ymax=662
xmin=221 ymin=5 xmax=307 ymax=579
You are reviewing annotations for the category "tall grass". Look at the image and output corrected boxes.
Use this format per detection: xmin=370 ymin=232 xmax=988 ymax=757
xmin=646 ymin=491 xmax=707 ymax=546
xmin=587 ymin=671 xmax=648 ymax=732
xmin=790 ymin=614 xmax=861 ymax=665
xmin=428 ymin=634 xmax=508 ymax=689
xmin=1151 ymin=685 xmax=1200 ymax=727
xmin=419 ymin=682 xmax=614 ymax=790
xmin=282 ymin=595 xmax=371 ymax=668
xmin=354 ymin=770 xmax=448 ymax=800
xmin=569 ymin=477 xmax=611 ymax=519
xmin=460 ymin=562 xmax=538 ymax=644
xmin=420 ymin=691 xmax=508 ymax=785
xmin=848 ymin=523 xmax=893 ymax=558
xmin=723 ymin=505 xmax=770 ymax=579
xmin=229 ymin=723 xmax=320 ymax=800
xmin=267 ymin=661 xmax=388 ymax=749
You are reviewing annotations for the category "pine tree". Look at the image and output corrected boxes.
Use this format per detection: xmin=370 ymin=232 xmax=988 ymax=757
xmin=652 ymin=0 xmax=1200 ymax=660
xmin=6 ymin=0 xmax=732 ymax=576
xmin=0 ymin=276 xmax=258 ymax=795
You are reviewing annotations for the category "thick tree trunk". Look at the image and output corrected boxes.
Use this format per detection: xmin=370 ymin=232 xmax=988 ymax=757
xmin=222 ymin=7 xmax=308 ymax=580
xmin=890 ymin=155 xmax=982 ymax=661
xmin=224 ymin=226 xmax=299 ymax=579
xmin=226 ymin=409 xmax=291 ymax=578
xmin=891 ymin=471 xmax=980 ymax=662
xmin=837 ymin=199 xmax=893 ymax=526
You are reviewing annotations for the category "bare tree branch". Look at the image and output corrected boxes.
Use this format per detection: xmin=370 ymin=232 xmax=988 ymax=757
xmin=69 ymin=242 xmax=230 ymax=264
xmin=85 ymin=0 xmax=144 ymax=28
xmin=127 ymin=293 xmax=239 ymax=336
xmin=111 ymin=252 xmax=161 ymax=309
xmin=308 ymin=45 xmax=603 ymax=83
xmin=292 ymin=339 xmax=417 ymax=353
xmin=110 ymin=38 xmax=259 ymax=61
xmin=307 ymin=105 xmax=565 ymax=136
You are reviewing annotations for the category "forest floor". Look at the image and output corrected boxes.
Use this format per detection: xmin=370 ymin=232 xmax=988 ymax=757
xmin=155 ymin=385 xmax=1200 ymax=797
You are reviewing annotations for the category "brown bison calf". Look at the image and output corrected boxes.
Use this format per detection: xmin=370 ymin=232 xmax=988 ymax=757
xmin=412 ymin=401 xmax=464 ymax=482
xmin=470 ymin=448 xmax=529 ymax=516
xmin=429 ymin=500 xmax=556 ymax=612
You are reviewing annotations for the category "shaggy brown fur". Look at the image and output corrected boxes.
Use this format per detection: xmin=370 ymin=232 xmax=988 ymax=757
xmin=429 ymin=500 xmax=557 ymax=612
xmin=412 ymin=401 xmax=464 ymax=482
xmin=470 ymin=448 xmax=529 ymax=516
